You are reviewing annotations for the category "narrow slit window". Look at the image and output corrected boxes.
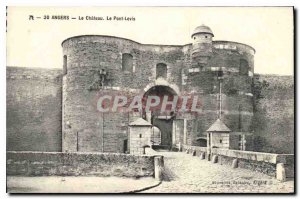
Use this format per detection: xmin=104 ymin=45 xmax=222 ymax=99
xmin=63 ymin=55 xmax=67 ymax=75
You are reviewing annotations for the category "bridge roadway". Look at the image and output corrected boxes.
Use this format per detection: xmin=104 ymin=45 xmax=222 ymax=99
xmin=142 ymin=151 xmax=294 ymax=193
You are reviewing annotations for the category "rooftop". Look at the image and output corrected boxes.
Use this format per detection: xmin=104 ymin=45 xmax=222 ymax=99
xmin=191 ymin=25 xmax=214 ymax=37
xmin=206 ymin=119 xmax=231 ymax=132
xmin=129 ymin=118 xmax=152 ymax=126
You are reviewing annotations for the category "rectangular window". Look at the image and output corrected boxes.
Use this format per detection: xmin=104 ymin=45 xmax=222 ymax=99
xmin=122 ymin=53 xmax=133 ymax=72
xmin=156 ymin=63 xmax=167 ymax=79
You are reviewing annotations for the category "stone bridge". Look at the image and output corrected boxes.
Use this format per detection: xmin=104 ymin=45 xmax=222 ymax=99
xmin=142 ymin=151 xmax=294 ymax=193
xmin=6 ymin=148 xmax=294 ymax=193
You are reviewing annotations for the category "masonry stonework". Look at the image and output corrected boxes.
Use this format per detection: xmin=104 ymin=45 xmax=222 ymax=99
xmin=7 ymin=67 xmax=62 ymax=152
xmin=7 ymin=151 xmax=155 ymax=177
xmin=6 ymin=25 xmax=294 ymax=154
xmin=61 ymin=25 xmax=255 ymax=153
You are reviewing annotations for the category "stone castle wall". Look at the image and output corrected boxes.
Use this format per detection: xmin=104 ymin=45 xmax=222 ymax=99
xmin=7 ymin=32 xmax=293 ymax=154
xmin=6 ymin=67 xmax=62 ymax=152
xmin=252 ymin=75 xmax=294 ymax=154
xmin=61 ymin=35 xmax=255 ymax=152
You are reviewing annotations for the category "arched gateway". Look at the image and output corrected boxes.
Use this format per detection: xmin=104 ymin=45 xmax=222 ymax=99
xmin=59 ymin=24 xmax=255 ymax=153
xmin=142 ymin=84 xmax=178 ymax=150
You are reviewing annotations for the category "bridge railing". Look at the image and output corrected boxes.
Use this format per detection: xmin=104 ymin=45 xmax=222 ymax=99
xmin=180 ymin=145 xmax=294 ymax=182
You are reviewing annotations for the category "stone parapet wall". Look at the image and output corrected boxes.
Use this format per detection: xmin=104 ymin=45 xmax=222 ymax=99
xmin=211 ymin=148 xmax=278 ymax=164
xmin=182 ymin=145 xmax=207 ymax=156
xmin=182 ymin=145 xmax=207 ymax=152
xmin=181 ymin=145 xmax=294 ymax=179
xmin=211 ymin=148 xmax=294 ymax=178
xmin=7 ymin=151 xmax=158 ymax=178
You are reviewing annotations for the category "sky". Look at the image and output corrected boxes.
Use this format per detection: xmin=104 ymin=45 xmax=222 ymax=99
xmin=6 ymin=7 xmax=293 ymax=75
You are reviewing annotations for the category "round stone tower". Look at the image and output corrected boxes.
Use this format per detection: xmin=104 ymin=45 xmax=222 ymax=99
xmin=191 ymin=25 xmax=214 ymax=66
xmin=60 ymin=25 xmax=256 ymax=153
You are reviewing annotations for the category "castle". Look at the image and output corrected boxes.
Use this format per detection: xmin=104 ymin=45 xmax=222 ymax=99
xmin=6 ymin=25 xmax=294 ymax=154
xmin=61 ymin=25 xmax=254 ymax=153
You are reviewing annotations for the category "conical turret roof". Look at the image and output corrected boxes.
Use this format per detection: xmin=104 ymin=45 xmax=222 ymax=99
xmin=206 ymin=119 xmax=231 ymax=132
xmin=129 ymin=118 xmax=152 ymax=126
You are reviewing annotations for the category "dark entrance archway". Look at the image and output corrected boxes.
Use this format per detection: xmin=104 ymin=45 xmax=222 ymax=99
xmin=152 ymin=118 xmax=173 ymax=148
xmin=196 ymin=137 xmax=207 ymax=147
xmin=142 ymin=85 xmax=178 ymax=149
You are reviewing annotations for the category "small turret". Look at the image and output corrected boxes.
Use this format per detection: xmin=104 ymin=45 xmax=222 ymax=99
xmin=191 ymin=25 xmax=214 ymax=65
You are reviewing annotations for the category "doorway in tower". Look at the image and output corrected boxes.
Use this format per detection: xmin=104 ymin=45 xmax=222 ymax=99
xmin=142 ymin=85 xmax=178 ymax=150
xmin=152 ymin=118 xmax=173 ymax=149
